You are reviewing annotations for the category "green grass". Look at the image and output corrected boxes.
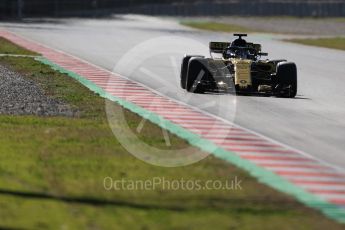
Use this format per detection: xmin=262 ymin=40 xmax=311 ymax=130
xmin=333 ymin=17 xmax=345 ymax=22
xmin=0 ymin=37 xmax=344 ymax=229
xmin=239 ymin=16 xmax=345 ymax=21
xmin=0 ymin=37 xmax=38 ymax=55
xmin=287 ymin=37 xmax=345 ymax=51
xmin=181 ymin=21 xmax=254 ymax=33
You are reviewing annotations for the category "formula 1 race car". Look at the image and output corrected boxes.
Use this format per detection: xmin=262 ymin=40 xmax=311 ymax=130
xmin=180 ymin=34 xmax=297 ymax=98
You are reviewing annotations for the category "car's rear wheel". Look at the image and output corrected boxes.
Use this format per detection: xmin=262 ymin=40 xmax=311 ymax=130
xmin=275 ymin=62 xmax=297 ymax=98
xmin=180 ymin=55 xmax=204 ymax=89
xmin=186 ymin=57 xmax=208 ymax=94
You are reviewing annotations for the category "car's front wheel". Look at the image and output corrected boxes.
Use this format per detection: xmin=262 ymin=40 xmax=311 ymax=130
xmin=180 ymin=55 xmax=204 ymax=89
xmin=186 ymin=57 xmax=208 ymax=94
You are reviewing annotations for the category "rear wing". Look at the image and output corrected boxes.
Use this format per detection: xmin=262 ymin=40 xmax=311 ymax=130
xmin=210 ymin=42 xmax=263 ymax=54
xmin=209 ymin=42 xmax=230 ymax=54
xmin=247 ymin=43 xmax=262 ymax=53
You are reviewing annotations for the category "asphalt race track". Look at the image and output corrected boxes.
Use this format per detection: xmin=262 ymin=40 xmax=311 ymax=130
xmin=1 ymin=15 xmax=345 ymax=171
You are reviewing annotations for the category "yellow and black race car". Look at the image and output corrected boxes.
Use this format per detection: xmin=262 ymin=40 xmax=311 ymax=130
xmin=180 ymin=34 xmax=297 ymax=98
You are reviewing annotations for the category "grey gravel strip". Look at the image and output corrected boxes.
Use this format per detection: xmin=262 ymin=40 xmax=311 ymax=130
xmin=0 ymin=64 xmax=76 ymax=117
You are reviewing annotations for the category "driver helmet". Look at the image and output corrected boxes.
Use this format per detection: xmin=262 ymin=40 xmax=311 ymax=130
xmin=231 ymin=38 xmax=247 ymax=47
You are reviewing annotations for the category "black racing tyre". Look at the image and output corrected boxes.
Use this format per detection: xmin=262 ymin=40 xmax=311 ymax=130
xmin=180 ymin=55 xmax=204 ymax=89
xmin=186 ymin=57 xmax=208 ymax=94
xmin=276 ymin=62 xmax=297 ymax=98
